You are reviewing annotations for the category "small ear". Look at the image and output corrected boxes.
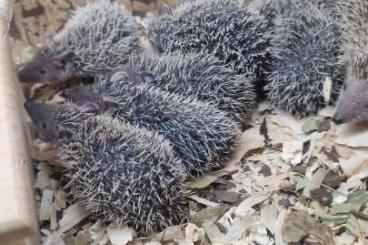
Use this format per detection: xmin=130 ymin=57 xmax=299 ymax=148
xmin=100 ymin=97 xmax=119 ymax=115
xmin=57 ymin=128 xmax=72 ymax=140
xmin=81 ymin=97 xmax=119 ymax=116
xmin=60 ymin=51 xmax=75 ymax=64
xmin=161 ymin=4 xmax=173 ymax=15
xmin=81 ymin=102 xmax=101 ymax=115
xmin=140 ymin=72 xmax=155 ymax=83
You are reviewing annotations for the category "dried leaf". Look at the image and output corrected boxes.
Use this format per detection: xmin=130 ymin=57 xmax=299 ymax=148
xmin=33 ymin=148 xmax=58 ymax=163
xmin=226 ymin=126 xmax=265 ymax=166
xmin=223 ymin=216 xmax=257 ymax=243
xmin=20 ymin=46 xmax=39 ymax=64
xmin=89 ymin=220 xmax=106 ymax=244
xmin=188 ymin=195 xmax=220 ymax=207
xmin=145 ymin=242 xmax=161 ymax=245
xmin=212 ymin=177 xmax=237 ymax=190
xmin=50 ymin=206 xmax=58 ymax=230
xmin=345 ymin=216 xmax=365 ymax=244
xmin=323 ymin=171 xmax=346 ymax=189
xmin=334 ymin=145 xmax=354 ymax=159
xmin=177 ymin=240 xmax=195 ymax=245
xmin=73 ymin=230 xmax=91 ymax=245
xmin=253 ymin=226 xmax=273 ymax=245
xmin=335 ymin=122 xmax=368 ymax=148
xmin=310 ymin=187 xmax=333 ymax=206
xmin=44 ymin=232 xmax=65 ymax=245
xmin=330 ymin=189 xmax=368 ymax=214
xmin=213 ymin=190 xmax=239 ymax=203
xmin=235 ymin=192 xmax=271 ymax=217
xmin=335 ymin=232 xmax=356 ymax=245
xmin=190 ymin=205 xmax=230 ymax=226
xmin=184 ymin=223 xmax=203 ymax=242
xmin=35 ymin=170 xmax=57 ymax=190
xmin=54 ymin=190 xmax=67 ymax=211
xmin=59 ymin=202 xmax=92 ymax=232
xmin=259 ymin=163 xmax=272 ymax=177
xmin=153 ymin=225 xmax=185 ymax=242
xmin=267 ymin=113 xmax=304 ymax=145
xmin=317 ymin=212 xmax=349 ymax=226
xmin=303 ymin=167 xmax=329 ymax=198
xmin=290 ymin=175 xmax=306 ymax=191
xmin=39 ymin=189 xmax=54 ymax=221
xmin=338 ymin=149 xmax=368 ymax=177
xmin=106 ymin=225 xmax=134 ymax=245
xmin=302 ymin=117 xmax=323 ymax=134
xmin=318 ymin=106 xmax=336 ymax=118
xmin=260 ymin=204 xmax=282 ymax=245
xmin=281 ymin=141 xmax=304 ymax=165
xmin=184 ymin=169 xmax=232 ymax=189
xmin=281 ymin=210 xmax=335 ymax=245
xmin=202 ymin=221 xmax=225 ymax=244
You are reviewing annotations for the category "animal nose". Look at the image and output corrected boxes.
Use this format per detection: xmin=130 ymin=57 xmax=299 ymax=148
xmin=332 ymin=116 xmax=344 ymax=125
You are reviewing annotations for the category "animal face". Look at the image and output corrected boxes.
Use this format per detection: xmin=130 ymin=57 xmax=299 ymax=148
xmin=63 ymin=86 xmax=119 ymax=115
xmin=24 ymin=102 xmax=65 ymax=142
xmin=333 ymin=79 xmax=368 ymax=124
xmin=17 ymin=52 xmax=73 ymax=84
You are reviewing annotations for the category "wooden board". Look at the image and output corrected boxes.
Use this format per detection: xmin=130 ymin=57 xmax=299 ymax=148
xmin=0 ymin=0 xmax=39 ymax=244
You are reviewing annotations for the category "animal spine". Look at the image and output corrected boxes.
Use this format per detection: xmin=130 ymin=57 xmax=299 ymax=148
xmin=126 ymin=53 xmax=257 ymax=121
xmin=265 ymin=0 xmax=344 ymax=115
xmin=148 ymin=0 xmax=272 ymax=86
xmin=64 ymin=74 xmax=241 ymax=176
xmin=18 ymin=1 xmax=141 ymax=83
xmin=333 ymin=0 xmax=368 ymax=123
xmin=25 ymin=102 xmax=189 ymax=234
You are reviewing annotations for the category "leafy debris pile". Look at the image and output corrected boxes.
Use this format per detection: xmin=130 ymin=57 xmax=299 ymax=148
xmin=31 ymin=101 xmax=368 ymax=244
xmin=13 ymin=0 xmax=368 ymax=244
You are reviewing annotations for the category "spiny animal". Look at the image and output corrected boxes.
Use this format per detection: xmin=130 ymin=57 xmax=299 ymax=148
xmin=124 ymin=53 xmax=257 ymax=121
xmin=263 ymin=0 xmax=342 ymax=16
xmin=148 ymin=0 xmax=273 ymax=88
xmin=333 ymin=0 xmax=368 ymax=124
xmin=63 ymin=72 xmax=241 ymax=176
xmin=265 ymin=0 xmax=345 ymax=116
xmin=25 ymin=101 xmax=189 ymax=234
xmin=18 ymin=1 xmax=141 ymax=84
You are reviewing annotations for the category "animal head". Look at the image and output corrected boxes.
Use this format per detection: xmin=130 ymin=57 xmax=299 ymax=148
xmin=24 ymin=101 xmax=93 ymax=143
xmin=63 ymin=85 xmax=120 ymax=115
xmin=17 ymin=51 xmax=75 ymax=84
xmin=333 ymin=79 xmax=368 ymax=124
xmin=62 ymin=68 xmax=155 ymax=112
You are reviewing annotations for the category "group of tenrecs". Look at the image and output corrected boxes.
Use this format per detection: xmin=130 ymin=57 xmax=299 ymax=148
xmin=17 ymin=0 xmax=368 ymax=235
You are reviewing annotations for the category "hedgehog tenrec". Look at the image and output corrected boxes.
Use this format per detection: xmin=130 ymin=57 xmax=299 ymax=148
xmin=18 ymin=1 xmax=141 ymax=84
xmin=333 ymin=0 xmax=368 ymax=124
xmin=126 ymin=53 xmax=257 ymax=121
xmin=148 ymin=0 xmax=272 ymax=87
xmin=63 ymin=74 xmax=241 ymax=176
xmin=25 ymin=101 xmax=189 ymax=234
xmin=265 ymin=0 xmax=344 ymax=116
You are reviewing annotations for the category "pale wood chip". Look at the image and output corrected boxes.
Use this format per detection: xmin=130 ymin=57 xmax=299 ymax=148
xmin=39 ymin=189 xmax=54 ymax=221
xmin=59 ymin=202 xmax=92 ymax=232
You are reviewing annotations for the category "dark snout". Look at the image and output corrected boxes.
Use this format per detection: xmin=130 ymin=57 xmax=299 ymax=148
xmin=24 ymin=101 xmax=53 ymax=125
xmin=17 ymin=63 xmax=50 ymax=84
xmin=62 ymin=86 xmax=97 ymax=105
xmin=16 ymin=52 xmax=71 ymax=84
xmin=17 ymin=66 xmax=34 ymax=83
xmin=332 ymin=115 xmax=345 ymax=125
